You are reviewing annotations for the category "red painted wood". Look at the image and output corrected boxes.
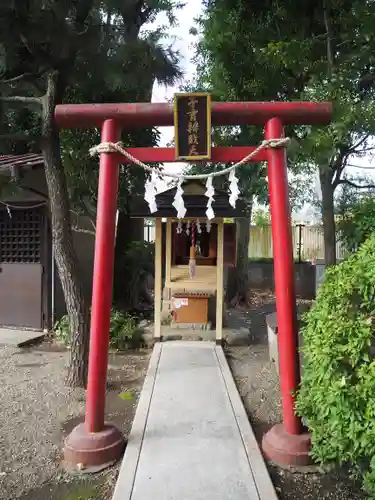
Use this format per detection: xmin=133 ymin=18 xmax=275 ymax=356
xmin=85 ymin=119 xmax=120 ymax=433
xmin=266 ymin=117 xmax=302 ymax=435
xmin=113 ymin=146 xmax=267 ymax=164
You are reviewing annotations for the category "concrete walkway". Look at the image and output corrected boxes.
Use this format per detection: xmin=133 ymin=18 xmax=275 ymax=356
xmin=0 ymin=328 xmax=44 ymax=347
xmin=112 ymin=342 xmax=278 ymax=500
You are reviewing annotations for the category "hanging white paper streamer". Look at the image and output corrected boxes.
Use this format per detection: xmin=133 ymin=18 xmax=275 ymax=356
xmin=196 ymin=219 xmax=202 ymax=234
xmin=144 ymin=170 xmax=158 ymax=213
xmin=186 ymin=221 xmax=190 ymax=236
xmin=205 ymin=175 xmax=215 ymax=220
xmin=206 ymin=220 xmax=211 ymax=233
xmin=228 ymin=169 xmax=240 ymax=208
xmin=176 ymin=221 xmax=182 ymax=234
xmin=172 ymin=178 xmax=186 ymax=219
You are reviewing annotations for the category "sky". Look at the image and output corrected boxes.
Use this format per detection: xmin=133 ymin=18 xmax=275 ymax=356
xmin=151 ymin=0 xmax=202 ymax=180
xmin=148 ymin=1 xmax=375 ymax=221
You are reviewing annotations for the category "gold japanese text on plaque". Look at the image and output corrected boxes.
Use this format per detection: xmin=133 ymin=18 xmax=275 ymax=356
xmin=174 ymin=92 xmax=212 ymax=161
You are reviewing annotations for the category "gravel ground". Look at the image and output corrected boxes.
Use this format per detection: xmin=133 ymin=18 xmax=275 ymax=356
xmin=227 ymin=290 xmax=366 ymax=500
xmin=0 ymin=292 xmax=366 ymax=500
xmin=0 ymin=342 xmax=150 ymax=500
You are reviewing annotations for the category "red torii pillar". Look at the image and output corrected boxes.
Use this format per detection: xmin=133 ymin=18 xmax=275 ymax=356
xmin=56 ymin=101 xmax=332 ymax=469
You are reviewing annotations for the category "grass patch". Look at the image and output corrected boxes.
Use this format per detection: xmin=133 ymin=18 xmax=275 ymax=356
xmin=62 ymin=485 xmax=98 ymax=500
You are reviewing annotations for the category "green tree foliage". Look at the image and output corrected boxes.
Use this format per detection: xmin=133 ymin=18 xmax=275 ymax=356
xmin=61 ymin=0 xmax=183 ymax=223
xmin=295 ymin=232 xmax=375 ymax=494
xmin=0 ymin=0 xmax=97 ymax=388
xmin=0 ymin=0 xmax=182 ymax=387
xmin=191 ymin=1 xmax=317 ymax=302
xmin=252 ymin=207 xmax=270 ymax=227
xmin=195 ymin=0 xmax=375 ymax=266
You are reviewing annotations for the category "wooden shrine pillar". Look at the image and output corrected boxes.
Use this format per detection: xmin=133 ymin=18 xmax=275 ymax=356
xmin=216 ymin=219 xmax=224 ymax=342
xmin=165 ymin=220 xmax=172 ymax=285
xmin=154 ymin=218 xmax=162 ymax=339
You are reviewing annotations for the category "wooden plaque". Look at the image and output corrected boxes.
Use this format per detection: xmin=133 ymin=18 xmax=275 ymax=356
xmin=174 ymin=92 xmax=212 ymax=161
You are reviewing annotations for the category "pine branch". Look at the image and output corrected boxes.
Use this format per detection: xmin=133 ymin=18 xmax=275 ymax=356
xmin=72 ymin=225 xmax=95 ymax=236
xmin=323 ymin=0 xmax=334 ymax=77
xmin=70 ymin=204 xmax=96 ymax=232
xmin=0 ymin=72 xmax=41 ymax=84
xmin=0 ymin=133 xmax=40 ymax=142
xmin=74 ymin=0 xmax=95 ymax=26
xmin=71 ymin=0 xmax=95 ymax=37
xmin=141 ymin=7 xmax=153 ymax=24
xmin=80 ymin=199 xmax=97 ymax=230
xmin=346 ymin=163 xmax=375 ymax=170
xmin=0 ymin=70 xmax=46 ymax=94
xmin=356 ymin=147 xmax=375 ymax=153
xmin=339 ymin=179 xmax=375 ymax=190
xmin=0 ymin=96 xmax=42 ymax=106
xmin=348 ymin=134 xmax=371 ymax=153
xmin=19 ymin=34 xmax=54 ymax=69
xmin=332 ymin=148 xmax=350 ymax=189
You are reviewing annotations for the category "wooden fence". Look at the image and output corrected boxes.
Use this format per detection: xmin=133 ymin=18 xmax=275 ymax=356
xmin=249 ymin=224 xmax=344 ymax=260
xmin=143 ymin=221 xmax=344 ymax=261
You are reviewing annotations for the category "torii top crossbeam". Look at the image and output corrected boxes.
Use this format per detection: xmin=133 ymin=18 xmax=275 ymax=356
xmin=54 ymin=101 xmax=332 ymax=129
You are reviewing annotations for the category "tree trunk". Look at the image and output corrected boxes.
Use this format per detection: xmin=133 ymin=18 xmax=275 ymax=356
xmin=320 ymin=169 xmax=336 ymax=266
xmin=42 ymin=71 xmax=90 ymax=387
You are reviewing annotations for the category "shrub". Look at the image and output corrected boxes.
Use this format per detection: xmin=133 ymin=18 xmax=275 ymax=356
xmin=54 ymin=308 xmax=143 ymax=350
xmin=54 ymin=313 xmax=70 ymax=346
xmin=109 ymin=309 xmax=143 ymax=350
xmin=295 ymin=232 xmax=375 ymax=494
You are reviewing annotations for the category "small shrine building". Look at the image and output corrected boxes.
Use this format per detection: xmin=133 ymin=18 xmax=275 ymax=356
xmin=131 ymin=180 xmax=245 ymax=343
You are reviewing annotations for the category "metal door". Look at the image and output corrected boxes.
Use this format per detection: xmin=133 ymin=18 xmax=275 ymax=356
xmin=0 ymin=209 xmax=43 ymax=329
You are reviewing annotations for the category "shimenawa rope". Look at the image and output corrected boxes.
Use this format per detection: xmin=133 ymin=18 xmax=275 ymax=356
xmin=89 ymin=137 xmax=290 ymax=180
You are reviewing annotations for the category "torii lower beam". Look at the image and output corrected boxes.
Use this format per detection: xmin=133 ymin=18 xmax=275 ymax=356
xmin=58 ymin=100 xmax=333 ymax=471
xmin=111 ymin=146 xmax=267 ymax=164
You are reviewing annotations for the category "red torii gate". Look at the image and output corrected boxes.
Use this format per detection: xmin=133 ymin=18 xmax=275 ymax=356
xmin=56 ymin=100 xmax=332 ymax=469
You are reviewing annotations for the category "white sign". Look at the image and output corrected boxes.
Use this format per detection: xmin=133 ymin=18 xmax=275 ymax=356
xmin=173 ymin=297 xmax=189 ymax=309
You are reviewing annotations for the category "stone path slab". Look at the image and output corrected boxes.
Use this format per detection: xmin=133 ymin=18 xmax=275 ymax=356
xmin=0 ymin=328 xmax=44 ymax=347
xmin=112 ymin=341 xmax=278 ymax=500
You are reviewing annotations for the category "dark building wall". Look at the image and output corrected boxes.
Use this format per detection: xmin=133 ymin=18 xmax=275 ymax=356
xmin=246 ymin=261 xmax=316 ymax=299
xmin=53 ymin=222 xmax=95 ymax=322
xmin=2 ymin=167 xmax=96 ymax=325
